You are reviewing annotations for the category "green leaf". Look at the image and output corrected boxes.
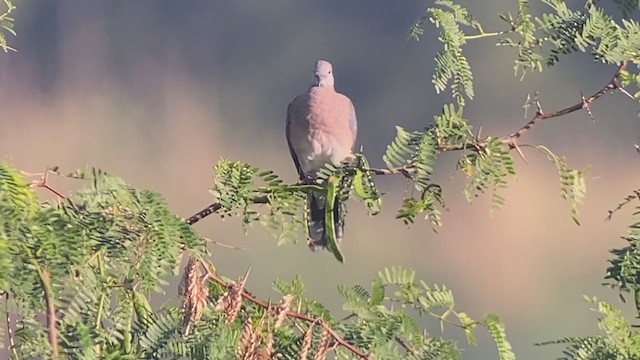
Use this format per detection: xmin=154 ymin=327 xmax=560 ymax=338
xmin=459 ymin=138 xmax=516 ymax=211
xmin=536 ymin=145 xmax=587 ymax=224
xmin=457 ymin=312 xmax=478 ymax=345
xmin=0 ymin=163 xmax=38 ymax=217
xmin=370 ymin=279 xmax=385 ymax=306
xmin=132 ymin=290 xmax=153 ymax=329
xmin=378 ymin=266 xmax=416 ymax=286
xmin=325 ymin=174 xmax=344 ymax=263
xmin=485 ymin=314 xmax=515 ymax=360
xmin=353 ymin=154 xmax=382 ymax=216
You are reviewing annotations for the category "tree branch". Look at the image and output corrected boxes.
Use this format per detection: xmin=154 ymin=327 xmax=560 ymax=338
xmin=20 ymin=244 xmax=60 ymax=357
xmin=39 ymin=268 xmax=58 ymax=357
xmin=23 ymin=167 xmax=67 ymax=200
xmin=203 ymin=265 xmax=372 ymax=359
xmin=187 ymin=197 xmax=266 ymax=225
xmin=502 ymin=62 xmax=627 ymax=147
xmin=186 ymin=64 xmax=629 ymax=226
xmin=395 ymin=335 xmax=420 ymax=358
xmin=36 ymin=63 xmax=629 ymax=228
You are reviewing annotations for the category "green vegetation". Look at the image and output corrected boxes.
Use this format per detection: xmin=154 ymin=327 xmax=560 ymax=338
xmin=2 ymin=0 xmax=640 ymax=358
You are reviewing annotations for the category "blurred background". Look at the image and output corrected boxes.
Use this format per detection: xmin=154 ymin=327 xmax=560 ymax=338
xmin=1 ymin=1 xmax=639 ymax=358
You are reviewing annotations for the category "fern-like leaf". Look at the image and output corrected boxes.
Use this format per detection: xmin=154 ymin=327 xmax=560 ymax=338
xmin=428 ymin=1 xmax=476 ymax=105
xmin=458 ymin=138 xmax=516 ymax=211
xmin=537 ymin=145 xmax=587 ymax=224
xmin=485 ymin=314 xmax=516 ymax=360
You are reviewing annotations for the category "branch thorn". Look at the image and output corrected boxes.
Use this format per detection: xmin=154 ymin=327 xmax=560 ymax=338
xmin=534 ymin=92 xmax=543 ymax=115
xmin=475 ymin=125 xmax=483 ymax=142
xmin=512 ymin=140 xmax=529 ymax=165
xmin=580 ymin=91 xmax=595 ymax=123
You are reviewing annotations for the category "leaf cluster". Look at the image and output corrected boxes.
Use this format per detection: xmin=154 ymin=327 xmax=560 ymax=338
xmin=384 ymin=103 xmax=521 ymax=227
xmin=539 ymin=296 xmax=640 ymax=359
xmin=409 ymin=0 xmax=481 ymax=106
xmin=402 ymin=0 xmax=640 ymax=228
xmin=482 ymin=0 xmax=640 ymax=79
xmin=0 ymin=163 xmax=516 ymax=359
xmin=0 ymin=163 xmax=206 ymax=358
xmin=0 ymin=0 xmax=15 ymax=52
xmin=210 ymin=158 xmax=382 ymax=262
xmin=333 ymin=266 xmax=515 ymax=360
xmin=538 ymin=188 xmax=640 ymax=358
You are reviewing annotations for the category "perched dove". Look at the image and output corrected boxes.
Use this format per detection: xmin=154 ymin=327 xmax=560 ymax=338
xmin=285 ymin=60 xmax=357 ymax=251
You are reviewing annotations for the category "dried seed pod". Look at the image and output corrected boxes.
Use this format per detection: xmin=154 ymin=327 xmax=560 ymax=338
xmin=180 ymin=258 xmax=210 ymax=335
xmin=263 ymin=332 xmax=275 ymax=360
xmin=215 ymin=268 xmax=250 ymax=324
xmin=237 ymin=317 xmax=259 ymax=360
xmin=298 ymin=321 xmax=316 ymax=360
xmin=273 ymin=294 xmax=294 ymax=329
xmin=313 ymin=328 xmax=332 ymax=360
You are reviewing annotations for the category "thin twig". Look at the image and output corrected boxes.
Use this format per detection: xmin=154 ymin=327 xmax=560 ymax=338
xmin=203 ymin=236 xmax=252 ymax=251
xmin=187 ymin=196 xmax=266 ymax=225
xmin=23 ymin=168 xmax=67 ymax=200
xmin=4 ymin=292 xmax=17 ymax=358
xmin=22 ymin=245 xmax=60 ymax=356
xmin=39 ymin=268 xmax=59 ymax=357
xmin=503 ymin=62 xmax=627 ymax=147
xmin=465 ymin=31 xmax=503 ymax=40
xmin=605 ymin=189 xmax=640 ymax=221
xmin=366 ymin=166 xmax=412 ymax=178
xmin=186 ymin=203 xmax=223 ymax=225
xmin=395 ymin=335 xmax=419 ymax=358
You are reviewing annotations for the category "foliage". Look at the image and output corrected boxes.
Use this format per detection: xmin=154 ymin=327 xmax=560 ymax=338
xmin=377 ymin=0 xmax=640 ymax=340
xmin=539 ymin=296 xmax=640 ymax=359
xmin=2 ymin=0 xmax=640 ymax=359
xmin=405 ymin=0 xmax=631 ymax=103
xmin=536 ymin=146 xmax=589 ymax=225
xmin=0 ymin=0 xmax=15 ymax=52
xmin=457 ymin=138 xmax=516 ymax=212
xmin=536 ymin=188 xmax=640 ymax=359
xmin=423 ymin=0 xmax=477 ymax=106
xmin=383 ymin=124 xmax=444 ymax=228
xmin=0 ymin=163 xmax=517 ymax=359
xmin=210 ymin=158 xmax=381 ymax=263
xmin=403 ymin=0 xmax=640 ymax=227
xmin=606 ymin=190 xmax=640 ymax=297
xmin=0 ymin=164 xmax=208 ymax=357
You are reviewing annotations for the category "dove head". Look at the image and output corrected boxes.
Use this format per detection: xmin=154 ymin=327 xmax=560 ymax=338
xmin=311 ymin=60 xmax=334 ymax=88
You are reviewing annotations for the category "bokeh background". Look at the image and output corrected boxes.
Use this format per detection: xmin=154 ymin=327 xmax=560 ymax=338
xmin=1 ymin=1 xmax=639 ymax=359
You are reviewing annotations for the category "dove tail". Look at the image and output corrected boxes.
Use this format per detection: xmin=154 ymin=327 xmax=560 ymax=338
xmin=307 ymin=191 xmax=344 ymax=251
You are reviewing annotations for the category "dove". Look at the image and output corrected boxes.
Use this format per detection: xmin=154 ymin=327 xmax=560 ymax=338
xmin=285 ymin=60 xmax=357 ymax=251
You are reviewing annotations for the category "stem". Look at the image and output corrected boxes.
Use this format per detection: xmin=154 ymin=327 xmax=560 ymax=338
xmin=4 ymin=293 xmax=17 ymax=358
xmin=395 ymin=335 xmax=419 ymax=358
xmin=465 ymin=31 xmax=503 ymax=40
xmin=94 ymin=253 xmax=106 ymax=354
xmin=39 ymin=268 xmax=59 ymax=357
xmin=22 ymin=244 xmax=59 ymax=358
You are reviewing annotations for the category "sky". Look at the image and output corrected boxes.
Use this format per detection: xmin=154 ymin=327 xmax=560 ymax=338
xmin=1 ymin=1 xmax=639 ymax=359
